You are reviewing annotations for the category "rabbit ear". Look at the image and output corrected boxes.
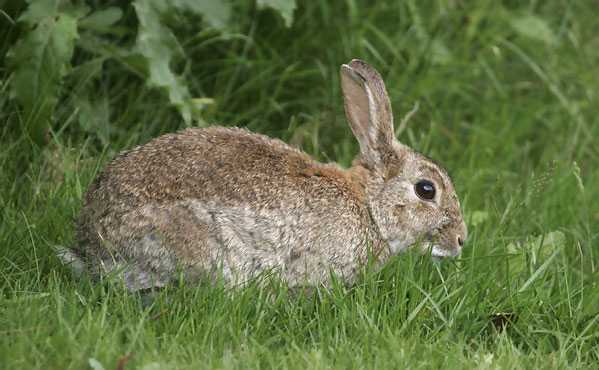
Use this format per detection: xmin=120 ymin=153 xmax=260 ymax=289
xmin=340 ymin=59 xmax=395 ymax=169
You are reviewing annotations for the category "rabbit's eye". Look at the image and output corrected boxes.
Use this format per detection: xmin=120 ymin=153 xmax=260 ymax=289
xmin=415 ymin=180 xmax=436 ymax=201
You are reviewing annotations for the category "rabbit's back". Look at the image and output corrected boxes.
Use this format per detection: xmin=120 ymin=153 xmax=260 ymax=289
xmin=82 ymin=127 xmax=368 ymax=220
xmin=76 ymin=127 xmax=378 ymax=289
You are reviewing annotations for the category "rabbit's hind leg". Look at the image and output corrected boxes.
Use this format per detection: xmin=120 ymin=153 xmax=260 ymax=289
xmin=116 ymin=202 xmax=220 ymax=290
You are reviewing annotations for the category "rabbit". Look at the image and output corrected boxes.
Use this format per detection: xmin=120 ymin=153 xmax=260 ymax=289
xmin=60 ymin=59 xmax=467 ymax=291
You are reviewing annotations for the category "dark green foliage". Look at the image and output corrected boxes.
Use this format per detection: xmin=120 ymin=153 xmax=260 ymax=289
xmin=5 ymin=0 xmax=296 ymax=144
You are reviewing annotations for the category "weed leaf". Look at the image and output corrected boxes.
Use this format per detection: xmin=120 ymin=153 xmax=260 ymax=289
xmin=18 ymin=0 xmax=61 ymax=24
xmin=8 ymin=5 xmax=79 ymax=145
xmin=79 ymin=7 xmax=123 ymax=32
xmin=510 ymin=14 xmax=557 ymax=45
xmin=173 ymin=0 xmax=231 ymax=29
xmin=132 ymin=0 xmax=230 ymax=125
xmin=133 ymin=0 xmax=193 ymax=124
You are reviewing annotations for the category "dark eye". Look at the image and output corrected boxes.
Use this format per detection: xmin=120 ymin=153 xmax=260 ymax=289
xmin=415 ymin=180 xmax=436 ymax=201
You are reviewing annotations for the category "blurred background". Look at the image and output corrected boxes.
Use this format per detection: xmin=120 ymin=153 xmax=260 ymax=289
xmin=0 ymin=1 xmax=597 ymax=368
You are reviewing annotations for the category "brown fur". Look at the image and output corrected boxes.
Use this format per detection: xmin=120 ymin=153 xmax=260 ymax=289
xmin=67 ymin=60 xmax=467 ymax=290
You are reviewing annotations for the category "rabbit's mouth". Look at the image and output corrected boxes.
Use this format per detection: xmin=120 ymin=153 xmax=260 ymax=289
xmin=430 ymin=244 xmax=460 ymax=258
xmin=423 ymin=232 xmax=459 ymax=258
xmin=389 ymin=232 xmax=459 ymax=258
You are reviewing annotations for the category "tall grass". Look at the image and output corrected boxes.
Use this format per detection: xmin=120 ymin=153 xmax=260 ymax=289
xmin=1 ymin=1 xmax=598 ymax=369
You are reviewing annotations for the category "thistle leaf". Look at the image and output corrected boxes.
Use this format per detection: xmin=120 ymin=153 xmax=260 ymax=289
xmin=132 ymin=0 xmax=232 ymax=125
xmin=172 ymin=0 xmax=230 ymax=29
xmin=8 ymin=7 xmax=79 ymax=144
xmin=79 ymin=7 xmax=123 ymax=32
xmin=133 ymin=0 xmax=193 ymax=124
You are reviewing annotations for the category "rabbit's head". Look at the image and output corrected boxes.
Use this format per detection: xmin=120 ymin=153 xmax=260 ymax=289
xmin=341 ymin=60 xmax=467 ymax=258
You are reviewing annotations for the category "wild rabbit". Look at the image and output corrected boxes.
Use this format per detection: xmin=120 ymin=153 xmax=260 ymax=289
xmin=60 ymin=59 xmax=467 ymax=291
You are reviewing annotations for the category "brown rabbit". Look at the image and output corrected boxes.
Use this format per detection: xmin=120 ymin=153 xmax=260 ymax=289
xmin=60 ymin=60 xmax=467 ymax=291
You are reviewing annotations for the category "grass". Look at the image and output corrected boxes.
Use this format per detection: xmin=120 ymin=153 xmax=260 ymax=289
xmin=1 ymin=1 xmax=598 ymax=369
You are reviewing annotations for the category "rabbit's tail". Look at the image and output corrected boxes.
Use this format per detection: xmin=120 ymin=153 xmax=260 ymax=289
xmin=55 ymin=246 xmax=87 ymax=277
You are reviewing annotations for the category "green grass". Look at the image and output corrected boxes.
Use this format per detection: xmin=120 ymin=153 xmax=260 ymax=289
xmin=1 ymin=1 xmax=598 ymax=369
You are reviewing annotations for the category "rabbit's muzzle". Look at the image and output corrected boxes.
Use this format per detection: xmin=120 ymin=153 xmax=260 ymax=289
xmin=428 ymin=220 xmax=468 ymax=258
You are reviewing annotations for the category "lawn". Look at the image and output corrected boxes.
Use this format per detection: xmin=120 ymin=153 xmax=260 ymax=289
xmin=1 ymin=1 xmax=598 ymax=369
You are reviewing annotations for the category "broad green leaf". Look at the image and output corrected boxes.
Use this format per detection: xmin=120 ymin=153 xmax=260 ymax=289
xmin=510 ymin=14 xmax=557 ymax=45
xmin=67 ymin=57 xmax=105 ymax=84
xmin=133 ymin=0 xmax=193 ymax=124
xmin=19 ymin=0 xmax=89 ymax=24
xmin=132 ymin=0 xmax=229 ymax=124
xmin=79 ymin=7 xmax=123 ymax=31
xmin=173 ymin=0 xmax=231 ymax=29
xmin=257 ymin=0 xmax=296 ymax=27
xmin=8 ymin=12 xmax=79 ymax=144
xmin=77 ymin=93 xmax=111 ymax=146
xmin=18 ymin=0 xmax=61 ymax=25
